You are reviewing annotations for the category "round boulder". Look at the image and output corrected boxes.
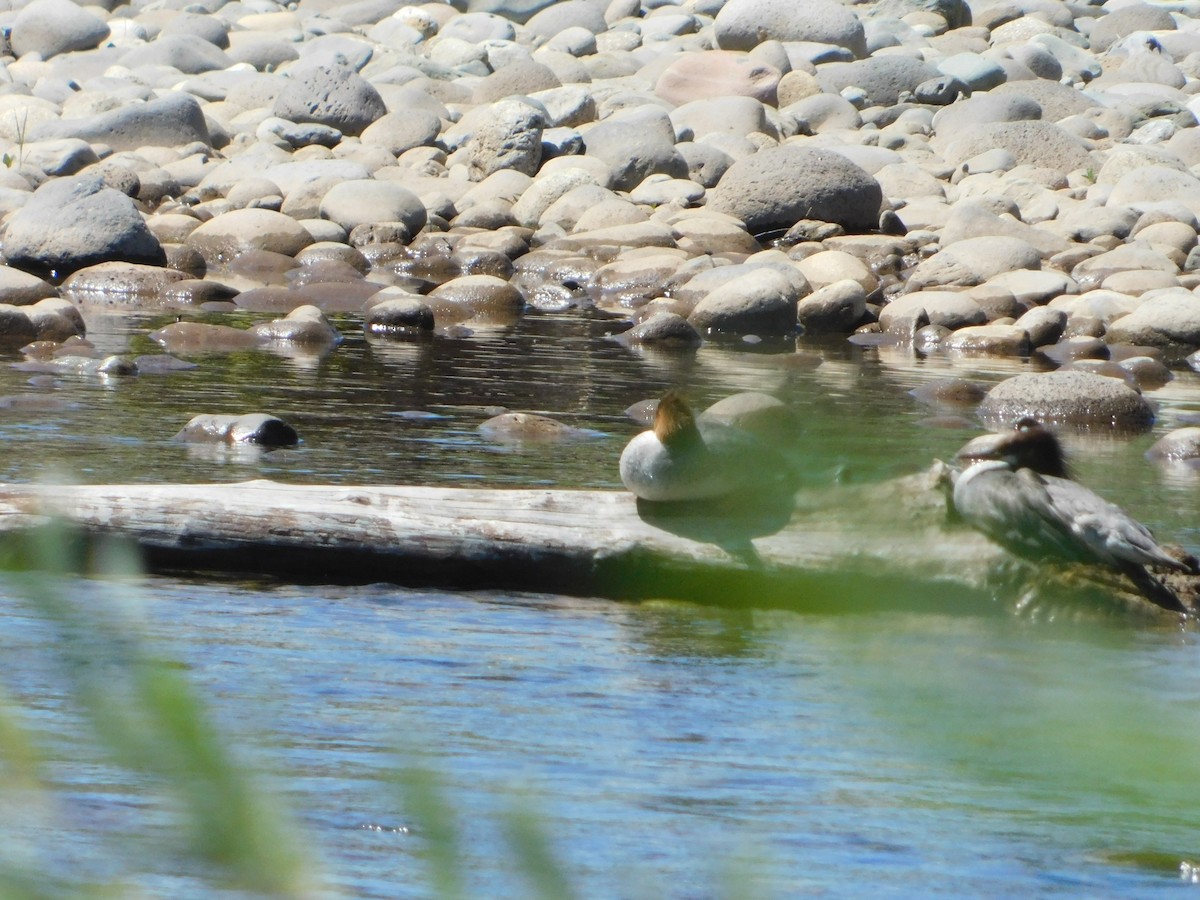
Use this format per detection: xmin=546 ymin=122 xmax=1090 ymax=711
xmin=186 ymin=209 xmax=313 ymax=265
xmin=10 ymin=0 xmax=108 ymax=59
xmin=1146 ymin=427 xmax=1200 ymax=462
xmin=688 ymin=266 xmax=803 ymax=336
xmin=1105 ymin=291 xmax=1200 ymax=355
xmin=977 ymin=370 xmax=1154 ymax=431
xmin=319 ymin=180 xmax=428 ymax=236
xmin=272 ymin=64 xmax=387 ymax=137
xmin=709 ymin=146 xmax=882 ymax=236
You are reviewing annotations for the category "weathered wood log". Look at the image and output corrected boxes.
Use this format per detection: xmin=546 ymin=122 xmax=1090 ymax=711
xmin=0 ymin=467 xmax=1190 ymax=619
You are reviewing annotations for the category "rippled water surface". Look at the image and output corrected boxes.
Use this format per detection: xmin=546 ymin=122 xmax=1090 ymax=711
xmin=2 ymin=302 xmax=1200 ymax=896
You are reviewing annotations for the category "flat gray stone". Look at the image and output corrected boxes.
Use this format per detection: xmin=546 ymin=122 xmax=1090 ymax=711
xmin=29 ymin=92 xmax=211 ymax=152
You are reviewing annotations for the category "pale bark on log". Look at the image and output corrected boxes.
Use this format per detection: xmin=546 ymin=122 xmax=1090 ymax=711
xmin=0 ymin=467 xmax=1188 ymax=618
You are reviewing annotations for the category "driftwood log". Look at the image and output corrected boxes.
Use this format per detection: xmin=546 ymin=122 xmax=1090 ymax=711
xmin=0 ymin=466 xmax=1192 ymax=620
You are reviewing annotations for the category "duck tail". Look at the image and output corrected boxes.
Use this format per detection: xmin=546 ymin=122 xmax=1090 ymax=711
xmin=1121 ymin=563 xmax=1190 ymax=615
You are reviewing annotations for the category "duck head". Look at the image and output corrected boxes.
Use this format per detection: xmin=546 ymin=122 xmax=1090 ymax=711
xmin=955 ymin=417 xmax=1070 ymax=478
xmin=653 ymin=389 xmax=703 ymax=450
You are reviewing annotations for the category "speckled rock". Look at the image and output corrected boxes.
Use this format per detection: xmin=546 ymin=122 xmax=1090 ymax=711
xmin=468 ymin=99 xmax=545 ymax=181
xmin=977 ymin=370 xmax=1154 ymax=431
xmin=272 ymin=64 xmax=387 ymax=137
xmin=1146 ymin=427 xmax=1200 ymax=462
xmin=1105 ymin=291 xmax=1200 ymax=354
xmin=709 ymin=146 xmax=882 ymax=235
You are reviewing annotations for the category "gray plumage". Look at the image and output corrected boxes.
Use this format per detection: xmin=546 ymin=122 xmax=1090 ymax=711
xmin=952 ymin=419 xmax=1192 ymax=613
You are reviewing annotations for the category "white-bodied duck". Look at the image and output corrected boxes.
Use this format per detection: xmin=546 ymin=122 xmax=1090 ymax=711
xmin=619 ymin=390 xmax=792 ymax=503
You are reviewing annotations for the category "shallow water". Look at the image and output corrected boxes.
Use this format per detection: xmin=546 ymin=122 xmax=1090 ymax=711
xmin=1 ymin=302 xmax=1200 ymax=896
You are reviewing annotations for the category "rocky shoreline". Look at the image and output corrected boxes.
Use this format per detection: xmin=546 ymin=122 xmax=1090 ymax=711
xmin=0 ymin=0 xmax=1199 ymax=442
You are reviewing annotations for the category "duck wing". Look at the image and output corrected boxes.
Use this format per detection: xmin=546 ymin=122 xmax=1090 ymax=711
xmin=1039 ymin=475 xmax=1189 ymax=572
xmin=954 ymin=464 xmax=1094 ymax=564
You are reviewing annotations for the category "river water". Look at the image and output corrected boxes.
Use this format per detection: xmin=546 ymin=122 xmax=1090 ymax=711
xmin=0 ymin=302 xmax=1199 ymax=897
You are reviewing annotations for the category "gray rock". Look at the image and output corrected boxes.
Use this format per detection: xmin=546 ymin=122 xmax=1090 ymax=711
xmin=468 ymin=99 xmax=545 ymax=181
xmin=977 ymin=370 xmax=1154 ymax=431
xmin=10 ymin=0 xmax=108 ymax=59
xmin=1146 ymin=427 xmax=1200 ymax=462
xmin=709 ymin=146 xmax=882 ymax=235
xmin=272 ymin=64 xmax=388 ymax=137
xmin=473 ymin=59 xmax=562 ymax=105
xmin=29 ymin=92 xmax=212 ymax=152
xmin=60 ymin=261 xmax=186 ymax=298
xmin=174 ymin=413 xmax=300 ymax=447
xmin=616 ymin=312 xmax=703 ymax=347
xmin=159 ymin=11 xmax=230 ymax=49
xmin=583 ymin=107 xmax=687 ymax=192
xmin=440 ymin=11 xmax=519 ymax=42
xmin=365 ymin=294 xmax=436 ymax=335
xmin=248 ymin=305 xmax=342 ymax=346
xmin=26 ymin=297 xmax=84 ymax=342
xmin=688 ymin=267 xmax=802 ymax=336
xmin=1089 ymin=3 xmax=1176 ymax=53
xmin=908 ymin=236 xmax=1042 ymax=290
xmin=361 ymin=110 xmax=441 ymax=156
xmin=797 ymin=278 xmax=866 ymax=333
xmin=816 ymin=56 xmax=938 ymax=107
xmin=1014 ymin=306 xmax=1067 ymax=347
xmin=931 ymin=92 xmax=1041 ymax=135
xmin=678 ymin=141 xmax=733 ymax=188
xmin=880 ymin=291 xmax=986 ymax=332
xmin=319 ymin=180 xmax=428 ymax=236
xmin=464 ymin=0 xmax=555 ymax=25
xmin=3 ymin=175 xmax=165 ymax=276
xmin=913 ymin=75 xmax=964 ymax=105
xmin=936 ymin=120 xmax=1091 ymax=172
xmin=714 ymin=0 xmax=867 ymax=57
xmin=936 ymin=52 xmax=1006 ymax=93
xmin=525 ymin=1 xmax=609 ymax=38
xmin=186 ymin=209 xmax=312 ymax=265
xmin=941 ymin=324 xmax=1032 ymax=356
xmin=1105 ymin=291 xmax=1200 ymax=354
xmin=117 ymin=34 xmax=233 ymax=75
xmin=0 ymin=266 xmax=55 ymax=306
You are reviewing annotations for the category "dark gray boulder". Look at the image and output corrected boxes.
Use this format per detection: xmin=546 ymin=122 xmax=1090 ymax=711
xmin=272 ymin=64 xmax=388 ymax=137
xmin=3 ymin=175 xmax=165 ymax=276
xmin=709 ymin=146 xmax=882 ymax=235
